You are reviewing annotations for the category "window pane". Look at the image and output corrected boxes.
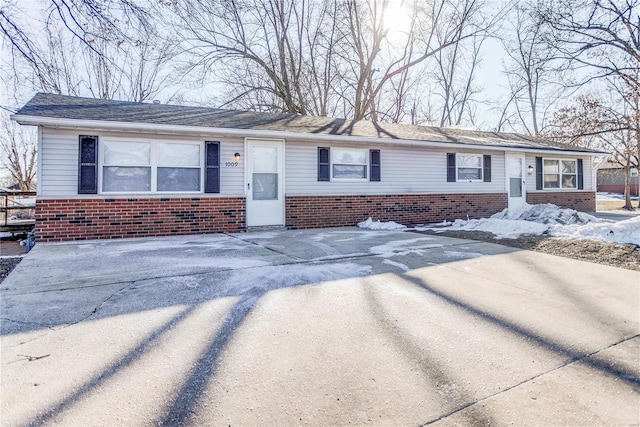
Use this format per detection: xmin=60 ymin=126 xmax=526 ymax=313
xmin=507 ymin=157 xmax=522 ymax=178
xmin=103 ymin=167 xmax=151 ymax=192
xmin=458 ymin=155 xmax=482 ymax=168
xmin=333 ymin=165 xmax=366 ymax=179
xmin=544 ymin=159 xmax=559 ymax=173
xmin=509 ymin=177 xmax=522 ymax=197
xmin=104 ymin=141 xmax=150 ymax=165
xmin=252 ymin=147 xmax=277 ymax=173
xmin=80 ymin=138 xmax=96 ymax=163
xmin=158 ymin=167 xmax=200 ymax=191
xmin=458 ymin=168 xmax=482 ymax=180
xmin=158 ymin=143 xmax=200 ymax=167
xmin=562 ymin=160 xmax=576 ymax=174
xmin=79 ymin=165 xmax=96 ymax=192
xmin=253 ymin=173 xmax=278 ymax=200
xmin=562 ymin=175 xmax=576 ymax=188
xmin=333 ymin=149 xmax=367 ymax=165
xmin=544 ymin=174 xmax=560 ymax=188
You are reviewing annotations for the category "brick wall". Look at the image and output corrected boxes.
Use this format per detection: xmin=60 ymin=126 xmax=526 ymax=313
xmin=526 ymin=191 xmax=596 ymax=212
xmin=35 ymin=191 xmax=596 ymax=242
xmin=285 ymin=193 xmax=508 ymax=229
xmin=35 ymin=197 xmax=245 ymax=242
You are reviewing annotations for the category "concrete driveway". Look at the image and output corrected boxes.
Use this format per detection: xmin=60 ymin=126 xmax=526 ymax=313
xmin=1 ymin=228 xmax=638 ymax=426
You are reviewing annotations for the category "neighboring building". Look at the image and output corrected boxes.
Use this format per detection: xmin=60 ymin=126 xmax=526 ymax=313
xmin=597 ymin=162 xmax=639 ymax=195
xmin=12 ymin=93 xmax=607 ymax=242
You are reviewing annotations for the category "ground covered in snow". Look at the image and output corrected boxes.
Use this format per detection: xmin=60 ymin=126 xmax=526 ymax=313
xmin=414 ymin=203 xmax=640 ymax=271
xmin=417 ymin=203 xmax=640 ymax=245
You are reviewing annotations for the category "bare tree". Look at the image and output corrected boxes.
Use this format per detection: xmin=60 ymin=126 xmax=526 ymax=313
xmin=544 ymin=79 xmax=639 ymax=209
xmin=537 ymin=0 xmax=640 ymax=88
xmin=167 ymin=0 xmax=498 ymax=122
xmin=337 ymin=0 xmax=497 ymax=122
xmin=0 ymin=113 xmax=37 ymax=191
xmin=1 ymin=0 xmax=179 ymax=104
xmin=431 ymin=32 xmax=485 ymax=127
xmin=0 ymin=0 xmax=149 ymax=65
xmin=167 ymin=0 xmax=339 ymax=115
xmin=500 ymin=2 xmax=571 ymax=135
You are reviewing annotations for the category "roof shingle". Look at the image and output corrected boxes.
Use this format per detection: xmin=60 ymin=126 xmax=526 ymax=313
xmin=15 ymin=93 xmax=603 ymax=153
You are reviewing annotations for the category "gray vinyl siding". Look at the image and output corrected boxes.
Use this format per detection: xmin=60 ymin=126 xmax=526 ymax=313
xmin=525 ymin=154 xmax=594 ymax=192
xmin=39 ymin=128 xmax=244 ymax=197
xmin=285 ymin=141 xmax=506 ymax=195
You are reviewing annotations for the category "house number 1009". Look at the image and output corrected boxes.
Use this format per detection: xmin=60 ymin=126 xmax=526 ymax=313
xmin=225 ymin=162 xmax=239 ymax=167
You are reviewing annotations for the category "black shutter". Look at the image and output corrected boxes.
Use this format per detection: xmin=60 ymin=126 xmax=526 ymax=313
xmin=447 ymin=153 xmax=456 ymax=182
xmin=577 ymin=159 xmax=584 ymax=189
xmin=483 ymin=155 xmax=491 ymax=182
xmin=370 ymin=149 xmax=381 ymax=182
xmin=536 ymin=157 xmax=543 ymax=190
xmin=318 ymin=147 xmax=330 ymax=181
xmin=205 ymin=141 xmax=220 ymax=193
xmin=78 ymin=135 xmax=98 ymax=194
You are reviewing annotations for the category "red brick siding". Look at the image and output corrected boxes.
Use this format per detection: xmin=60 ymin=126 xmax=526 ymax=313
xmin=35 ymin=197 xmax=245 ymax=242
xmin=526 ymin=191 xmax=596 ymax=212
xmin=285 ymin=193 xmax=508 ymax=229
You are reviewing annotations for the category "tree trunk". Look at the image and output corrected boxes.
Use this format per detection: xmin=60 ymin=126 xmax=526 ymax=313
xmin=623 ymin=165 xmax=633 ymax=210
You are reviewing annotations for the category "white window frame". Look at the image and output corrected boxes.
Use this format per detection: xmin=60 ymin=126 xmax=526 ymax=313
xmin=99 ymin=138 xmax=204 ymax=194
xmin=543 ymin=158 xmax=577 ymax=190
xmin=456 ymin=153 xmax=483 ymax=182
xmin=331 ymin=147 xmax=368 ymax=181
xmin=156 ymin=142 xmax=202 ymax=192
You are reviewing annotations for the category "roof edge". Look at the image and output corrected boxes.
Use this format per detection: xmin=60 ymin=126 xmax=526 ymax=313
xmin=11 ymin=114 xmax=609 ymax=156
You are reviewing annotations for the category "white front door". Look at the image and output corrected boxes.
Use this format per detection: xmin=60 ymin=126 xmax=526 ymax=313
xmin=246 ymin=139 xmax=285 ymax=226
xmin=506 ymin=153 xmax=526 ymax=209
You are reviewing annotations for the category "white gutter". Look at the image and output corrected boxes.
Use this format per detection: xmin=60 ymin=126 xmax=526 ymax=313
xmin=11 ymin=114 xmax=608 ymax=157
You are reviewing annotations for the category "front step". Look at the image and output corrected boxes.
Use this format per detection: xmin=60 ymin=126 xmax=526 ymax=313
xmin=245 ymin=225 xmax=287 ymax=232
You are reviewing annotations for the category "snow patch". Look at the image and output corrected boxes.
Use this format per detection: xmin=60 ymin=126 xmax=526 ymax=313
xmin=550 ymin=216 xmax=640 ymax=245
xmin=443 ymin=251 xmax=484 ymax=260
xmin=417 ymin=203 xmax=640 ymax=246
xmin=358 ymin=217 xmax=407 ymax=231
xmin=490 ymin=203 xmax=599 ymax=225
xmin=598 ymin=192 xmax=639 ymax=201
xmin=382 ymin=259 xmax=411 ymax=271
xmin=369 ymin=237 xmax=443 ymax=257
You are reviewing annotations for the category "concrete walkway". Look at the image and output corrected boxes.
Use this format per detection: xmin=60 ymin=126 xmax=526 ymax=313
xmin=1 ymin=228 xmax=639 ymax=426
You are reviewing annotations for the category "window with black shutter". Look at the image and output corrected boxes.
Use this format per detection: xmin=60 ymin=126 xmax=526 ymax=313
xmin=205 ymin=141 xmax=220 ymax=193
xmin=370 ymin=149 xmax=381 ymax=182
xmin=577 ymin=159 xmax=584 ymax=189
xmin=447 ymin=153 xmax=456 ymax=182
xmin=483 ymin=155 xmax=491 ymax=182
xmin=536 ymin=157 xmax=543 ymax=190
xmin=318 ymin=147 xmax=330 ymax=181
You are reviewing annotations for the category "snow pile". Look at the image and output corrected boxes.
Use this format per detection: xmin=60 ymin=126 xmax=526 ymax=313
xmin=550 ymin=216 xmax=640 ymax=245
xmin=431 ymin=218 xmax=548 ymax=239
xmin=490 ymin=203 xmax=599 ymax=225
xmin=358 ymin=217 xmax=406 ymax=231
xmin=418 ymin=203 xmax=640 ymax=246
